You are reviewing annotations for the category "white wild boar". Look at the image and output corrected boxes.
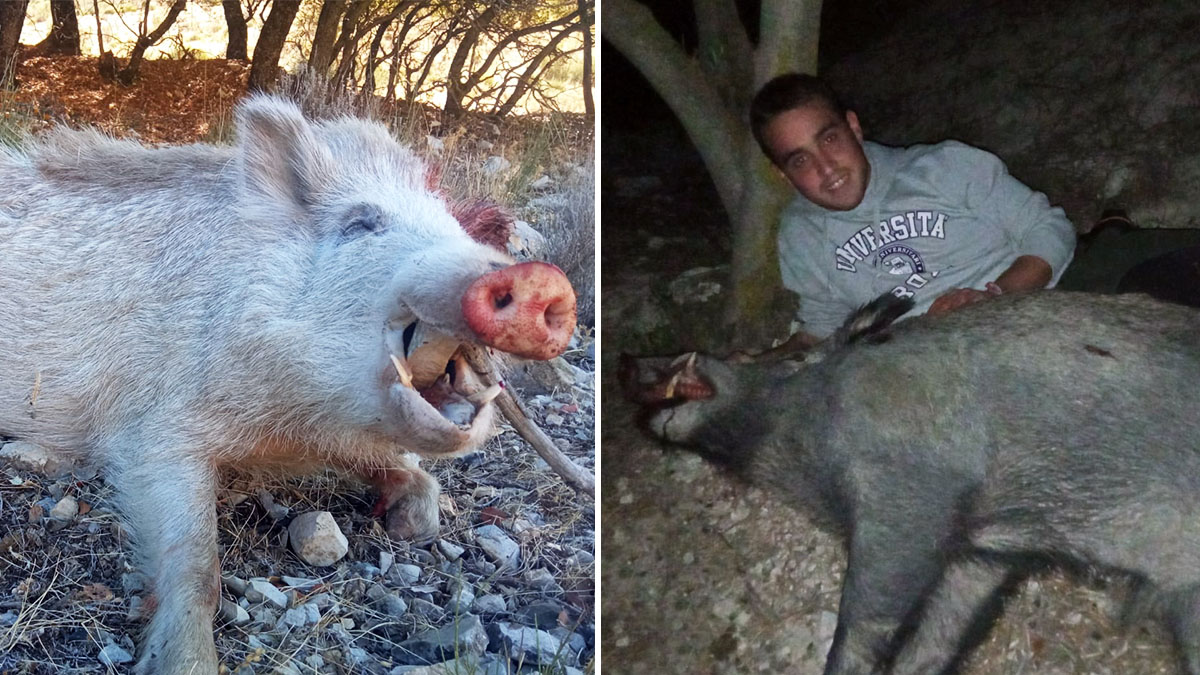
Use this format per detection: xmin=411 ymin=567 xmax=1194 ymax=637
xmin=0 ymin=97 xmax=576 ymax=674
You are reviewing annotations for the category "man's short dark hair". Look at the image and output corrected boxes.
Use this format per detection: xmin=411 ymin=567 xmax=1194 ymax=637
xmin=750 ymin=73 xmax=847 ymax=160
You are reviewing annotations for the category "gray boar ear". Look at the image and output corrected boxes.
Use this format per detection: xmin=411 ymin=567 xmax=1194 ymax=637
xmin=236 ymin=96 xmax=335 ymax=212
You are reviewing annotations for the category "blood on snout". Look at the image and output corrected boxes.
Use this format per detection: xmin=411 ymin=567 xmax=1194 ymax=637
xmin=461 ymin=261 xmax=576 ymax=360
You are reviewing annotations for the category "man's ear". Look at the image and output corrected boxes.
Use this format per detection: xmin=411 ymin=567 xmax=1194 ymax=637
xmin=846 ymin=110 xmax=864 ymax=143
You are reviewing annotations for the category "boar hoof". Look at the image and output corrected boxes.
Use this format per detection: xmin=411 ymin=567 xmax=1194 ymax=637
xmin=384 ymin=494 xmax=439 ymax=544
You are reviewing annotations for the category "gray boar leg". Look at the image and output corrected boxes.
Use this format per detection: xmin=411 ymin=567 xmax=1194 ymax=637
xmin=116 ymin=453 xmax=220 ymax=675
xmin=1165 ymin=585 xmax=1200 ymax=675
xmin=823 ymin=481 xmax=968 ymax=675
xmin=888 ymin=557 xmax=1013 ymax=675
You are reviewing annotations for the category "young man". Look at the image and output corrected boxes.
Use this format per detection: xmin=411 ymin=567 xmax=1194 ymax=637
xmin=752 ymin=73 xmax=1076 ymax=339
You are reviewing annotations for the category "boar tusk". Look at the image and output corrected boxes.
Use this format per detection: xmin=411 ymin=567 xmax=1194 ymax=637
xmin=663 ymin=372 xmax=681 ymax=399
xmin=669 ymin=352 xmax=696 ymax=369
xmin=467 ymin=383 xmax=503 ymax=406
xmin=389 ymin=353 xmax=414 ymax=389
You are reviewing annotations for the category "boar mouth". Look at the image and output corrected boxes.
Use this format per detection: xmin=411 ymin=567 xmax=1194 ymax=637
xmin=387 ymin=319 xmax=502 ymax=427
xmin=619 ymin=352 xmax=716 ymax=406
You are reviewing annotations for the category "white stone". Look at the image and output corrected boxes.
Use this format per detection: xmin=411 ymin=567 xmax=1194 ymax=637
xmin=1 ymin=441 xmax=75 ymax=478
xmin=288 ymin=511 xmax=348 ymax=567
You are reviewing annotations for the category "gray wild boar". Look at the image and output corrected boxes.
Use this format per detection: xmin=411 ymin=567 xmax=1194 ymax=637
xmin=621 ymin=292 xmax=1200 ymax=675
xmin=0 ymin=97 xmax=575 ymax=674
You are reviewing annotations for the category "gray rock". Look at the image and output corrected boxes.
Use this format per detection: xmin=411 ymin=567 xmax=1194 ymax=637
xmin=0 ymin=441 xmax=76 ymax=478
xmin=350 ymin=561 xmax=382 ymax=578
xmin=374 ymin=592 xmax=409 ymax=619
xmin=389 ymin=563 xmax=422 ymax=586
xmin=474 ymin=525 xmax=520 ymax=569
xmin=445 ymin=582 xmax=474 ymax=614
xmin=551 ymin=627 xmax=588 ymax=658
xmin=281 ymin=575 xmax=321 ymax=591
xmin=379 ymin=550 xmax=394 ymax=575
xmin=346 ymin=646 xmax=370 ymax=666
xmin=437 ymin=539 xmax=465 ymax=561
xmin=219 ymin=597 xmax=251 ymax=625
xmin=472 ymin=594 xmax=507 ymax=615
xmin=256 ymin=488 xmax=290 ymax=520
xmin=395 ymin=614 xmax=489 ymax=665
xmin=46 ymin=495 xmax=77 ymax=531
xmin=486 ymin=621 xmax=567 ymax=666
xmin=408 ymin=598 xmax=444 ymax=622
xmin=221 ymin=573 xmax=247 ymax=596
xmin=307 ymin=592 xmax=337 ymax=610
xmin=522 ymin=568 xmax=561 ymax=593
xmin=515 ymin=602 xmax=564 ymax=631
xmin=97 ymin=643 xmax=134 ymax=667
xmin=278 ymin=602 xmax=322 ymax=628
xmin=246 ymin=578 xmax=289 ymax=610
xmin=289 ymin=511 xmax=349 ymax=567
xmin=251 ymin=606 xmax=280 ymax=627
xmin=565 ymin=550 xmax=594 ymax=566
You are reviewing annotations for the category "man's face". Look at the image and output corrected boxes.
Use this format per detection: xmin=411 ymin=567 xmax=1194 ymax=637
xmin=762 ymin=104 xmax=869 ymax=211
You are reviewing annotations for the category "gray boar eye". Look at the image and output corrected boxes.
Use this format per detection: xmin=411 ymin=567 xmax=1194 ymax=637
xmin=340 ymin=209 xmax=386 ymax=238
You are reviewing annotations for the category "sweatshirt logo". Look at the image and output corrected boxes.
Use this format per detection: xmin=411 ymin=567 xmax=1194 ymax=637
xmin=876 ymin=245 xmax=925 ymax=275
xmin=835 ymin=211 xmax=947 ymax=272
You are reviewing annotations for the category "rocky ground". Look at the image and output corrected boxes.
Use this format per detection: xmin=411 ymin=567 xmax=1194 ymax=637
xmin=0 ymin=335 xmax=594 ymax=675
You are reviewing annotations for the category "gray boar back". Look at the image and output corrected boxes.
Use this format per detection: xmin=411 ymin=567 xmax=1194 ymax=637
xmin=627 ymin=291 xmax=1200 ymax=675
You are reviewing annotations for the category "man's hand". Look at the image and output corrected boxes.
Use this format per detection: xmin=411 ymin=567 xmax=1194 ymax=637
xmin=927 ymin=255 xmax=1054 ymax=317
xmin=927 ymin=282 xmax=1003 ymax=316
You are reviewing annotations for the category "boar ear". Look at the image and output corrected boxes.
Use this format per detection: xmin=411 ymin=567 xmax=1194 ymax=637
xmin=236 ymin=96 xmax=335 ymax=212
xmin=839 ymin=293 xmax=915 ymax=346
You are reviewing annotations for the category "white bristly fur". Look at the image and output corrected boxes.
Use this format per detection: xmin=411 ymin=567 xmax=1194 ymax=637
xmin=0 ymin=97 xmax=515 ymax=674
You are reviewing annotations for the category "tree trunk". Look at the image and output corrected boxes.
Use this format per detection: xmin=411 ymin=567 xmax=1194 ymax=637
xmin=307 ymin=0 xmax=346 ymax=76
xmin=579 ymin=0 xmax=593 ymax=117
xmin=222 ymin=0 xmax=248 ymax=60
xmin=329 ymin=0 xmax=371 ymax=89
xmin=605 ymin=0 xmax=823 ymax=345
xmin=29 ymin=0 xmax=80 ymax=56
xmin=0 ymin=0 xmax=29 ymax=89
xmin=117 ymin=0 xmax=188 ymax=85
xmin=441 ymin=3 xmax=500 ymax=118
xmin=247 ymin=0 xmax=300 ymax=92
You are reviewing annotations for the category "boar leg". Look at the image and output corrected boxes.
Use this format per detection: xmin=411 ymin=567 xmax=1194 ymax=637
xmin=888 ymin=557 xmax=1016 ymax=675
xmin=367 ymin=463 xmax=440 ymax=544
xmin=115 ymin=454 xmax=220 ymax=675
xmin=823 ymin=483 xmax=968 ymax=675
xmin=1164 ymin=586 xmax=1200 ymax=675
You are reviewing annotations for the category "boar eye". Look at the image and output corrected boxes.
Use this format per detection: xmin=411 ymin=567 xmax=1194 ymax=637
xmin=341 ymin=212 xmax=386 ymax=238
